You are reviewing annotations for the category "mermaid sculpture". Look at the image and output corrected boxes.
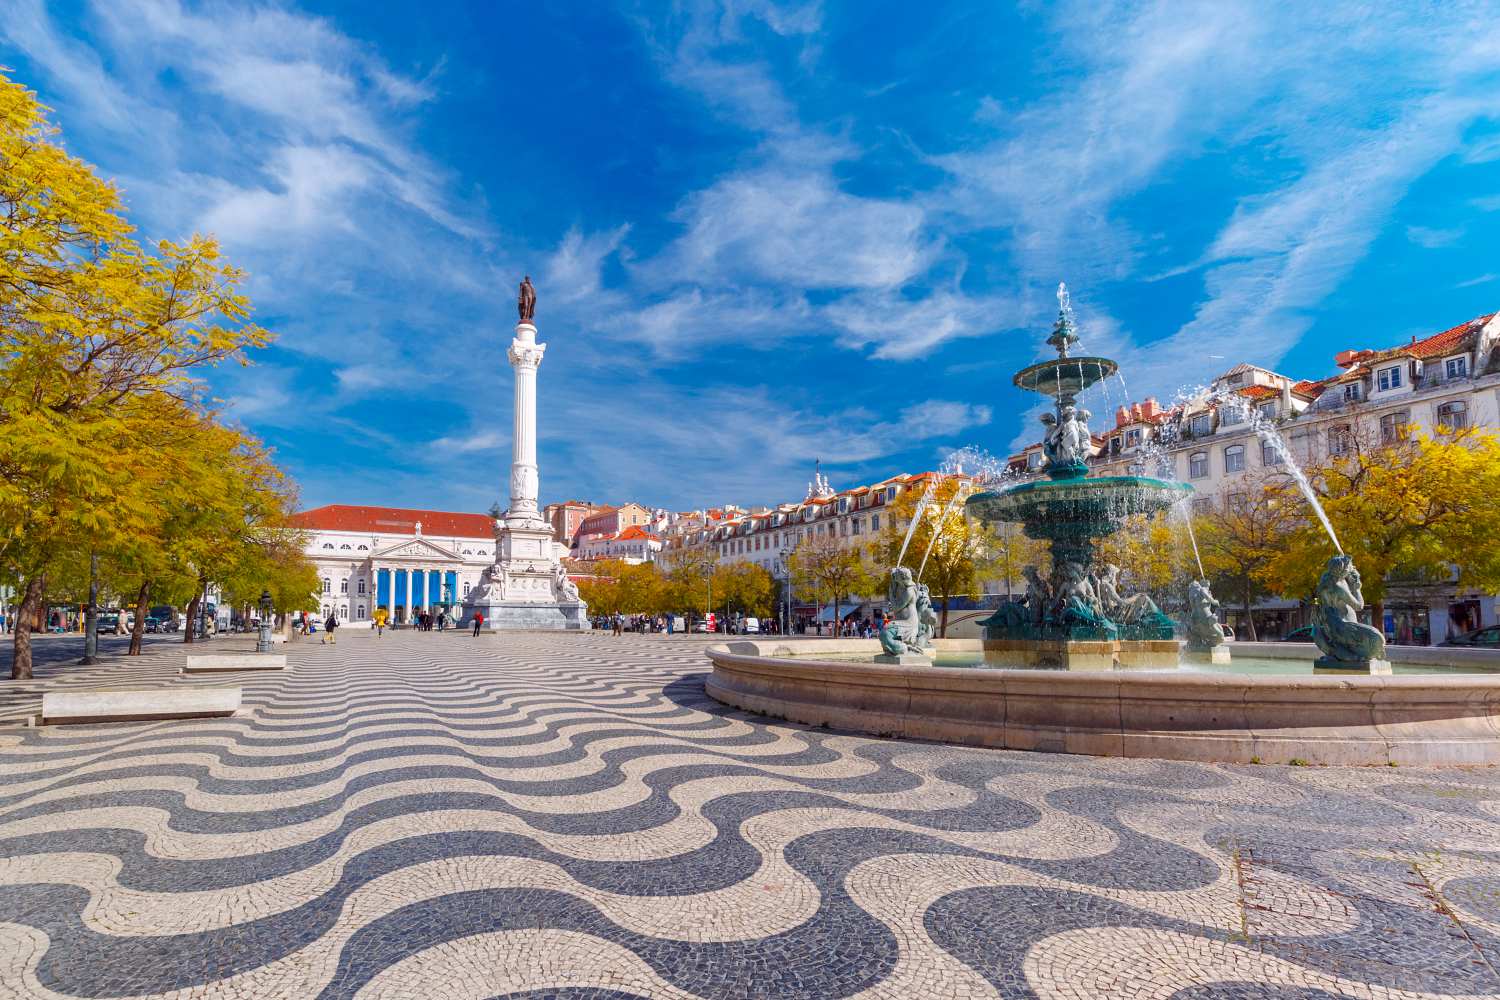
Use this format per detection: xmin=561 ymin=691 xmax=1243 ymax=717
xmin=1056 ymin=561 xmax=1116 ymax=636
xmin=1313 ymin=555 xmax=1387 ymax=666
xmin=878 ymin=567 xmax=928 ymax=660
xmin=1184 ymin=578 xmax=1224 ymax=651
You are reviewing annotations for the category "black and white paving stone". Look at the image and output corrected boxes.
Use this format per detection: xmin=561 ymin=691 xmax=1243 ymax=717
xmin=1 ymin=632 xmax=1497 ymax=998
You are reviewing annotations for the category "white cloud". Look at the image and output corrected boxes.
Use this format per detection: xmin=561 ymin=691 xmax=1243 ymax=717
xmin=1406 ymin=225 xmax=1465 ymax=249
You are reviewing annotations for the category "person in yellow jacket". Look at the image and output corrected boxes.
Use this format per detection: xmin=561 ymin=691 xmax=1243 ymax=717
xmin=374 ymin=607 xmax=388 ymax=637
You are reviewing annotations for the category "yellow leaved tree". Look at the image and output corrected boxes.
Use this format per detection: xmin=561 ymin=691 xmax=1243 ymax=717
xmin=1 ymin=71 xmax=279 ymax=677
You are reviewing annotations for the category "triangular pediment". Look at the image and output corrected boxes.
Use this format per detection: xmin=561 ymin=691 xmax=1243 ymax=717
xmin=370 ymin=537 xmax=463 ymax=561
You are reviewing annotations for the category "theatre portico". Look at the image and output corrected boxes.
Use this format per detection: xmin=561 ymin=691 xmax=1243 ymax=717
xmin=290 ymin=504 xmax=498 ymax=625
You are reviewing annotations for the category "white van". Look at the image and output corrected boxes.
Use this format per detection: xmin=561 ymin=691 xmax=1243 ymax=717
xmin=742 ymin=617 xmax=761 ymax=634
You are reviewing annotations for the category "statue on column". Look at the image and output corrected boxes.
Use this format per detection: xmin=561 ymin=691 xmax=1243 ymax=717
xmin=518 ymin=275 xmax=536 ymax=323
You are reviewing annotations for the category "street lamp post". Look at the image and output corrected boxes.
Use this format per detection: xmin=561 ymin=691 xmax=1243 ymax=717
xmin=80 ymin=551 xmax=100 ymax=665
xmin=256 ymin=589 xmax=274 ymax=653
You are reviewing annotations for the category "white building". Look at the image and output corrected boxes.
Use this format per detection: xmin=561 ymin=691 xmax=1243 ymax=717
xmin=577 ymin=525 xmax=663 ymax=564
xmin=290 ymin=505 xmax=498 ymax=624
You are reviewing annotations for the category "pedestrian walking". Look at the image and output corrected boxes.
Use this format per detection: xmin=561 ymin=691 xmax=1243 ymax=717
xmin=322 ymin=612 xmax=338 ymax=645
xmin=374 ymin=608 xmax=387 ymax=637
xmin=472 ymin=612 xmax=484 ymax=637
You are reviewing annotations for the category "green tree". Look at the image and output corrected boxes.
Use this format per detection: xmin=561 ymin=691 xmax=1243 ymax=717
xmin=1195 ymin=476 xmax=1302 ymax=641
xmin=712 ymin=561 xmax=776 ymax=618
xmin=788 ymin=535 xmax=878 ymax=632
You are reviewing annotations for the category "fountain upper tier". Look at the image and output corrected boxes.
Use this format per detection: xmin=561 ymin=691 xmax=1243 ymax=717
xmin=1013 ymin=356 xmax=1118 ymax=399
xmin=967 ymin=475 xmax=1191 ymax=543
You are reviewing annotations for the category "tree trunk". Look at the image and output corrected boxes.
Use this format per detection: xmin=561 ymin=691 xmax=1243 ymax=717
xmin=184 ymin=593 xmax=202 ymax=644
xmin=10 ymin=575 xmax=44 ymax=680
xmin=1242 ymin=584 xmax=1258 ymax=642
xmin=939 ymin=597 xmax=950 ymax=638
xmin=128 ymin=581 xmax=151 ymax=655
xmin=832 ymin=596 xmax=841 ymax=636
xmin=1369 ymin=599 xmax=1385 ymax=636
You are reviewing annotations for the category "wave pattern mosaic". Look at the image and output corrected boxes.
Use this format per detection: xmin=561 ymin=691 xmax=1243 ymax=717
xmin=1 ymin=633 xmax=1498 ymax=999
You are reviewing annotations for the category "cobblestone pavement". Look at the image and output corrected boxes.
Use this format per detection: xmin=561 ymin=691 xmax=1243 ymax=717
xmin=2 ymin=631 xmax=1499 ymax=999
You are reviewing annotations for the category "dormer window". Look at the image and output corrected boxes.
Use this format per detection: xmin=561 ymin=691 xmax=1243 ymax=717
xmin=1342 ymin=383 xmax=1361 ymax=402
xmin=1377 ymin=366 xmax=1402 ymax=391
xmin=1225 ymin=372 xmax=1245 ymax=386
xmin=1445 ymin=356 xmax=1468 ymax=379
xmin=340 ymin=544 xmax=351 ymax=550
xmin=322 ymin=543 xmax=334 ymax=550
xmin=1189 ymin=413 xmax=1211 ymax=437
xmin=1026 ymin=452 xmax=1043 ymax=470
xmin=1124 ymin=429 xmax=1142 ymax=447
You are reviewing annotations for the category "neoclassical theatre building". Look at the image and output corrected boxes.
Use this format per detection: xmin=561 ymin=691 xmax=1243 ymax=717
xmin=290 ymin=505 xmax=498 ymax=624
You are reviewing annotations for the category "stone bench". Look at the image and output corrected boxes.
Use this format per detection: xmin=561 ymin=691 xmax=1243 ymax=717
xmin=183 ymin=653 xmax=286 ymax=673
xmin=41 ymin=688 xmax=242 ymax=726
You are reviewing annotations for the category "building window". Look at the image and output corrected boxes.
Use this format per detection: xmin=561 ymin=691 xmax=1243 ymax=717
xmin=339 ymin=578 xmax=348 ymax=594
xmin=1225 ymin=372 xmax=1245 ymax=386
xmin=1258 ymin=401 xmax=1278 ymax=420
xmin=1261 ymin=440 xmax=1282 ymax=465
xmin=339 ymin=605 xmax=347 ymax=618
xmin=1223 ymin=445 xmax=1245 ymax=473
xmin=1228 ymin=493 xmax=1249 ymax=513
xmin=1377 ymin=366 xmax=1402 ymax=391
xmin=1191 ymin=497 xmax=1214 ymax=515
xmin=357 ymin=579 xmax=366 ymax=595
xmin=1189 ymin=413 xmax=1211 ymax=437
xmin=1220 ymin=404 xmax=1244 ymax=426
xmin=322 ymin=543 xmax=334 ymax=550
xmin=1189 ymin=452 xmax=1208 ymax=479
xmin=871 ymin=513 xmax=880 ymax=531
xmin=1125 ymin=428 xmax=1142 ymax=447
xmin=357 ymin=604 xmax=366 ymax=619
xmin=1342 ymin=383 xmax=1361 ymax=402
xmin=1109 ymin=436 xmax=1121 ymax=455
xmin=1437 ymin=400 xmax=1468 ymax=430
xmin=1026 ymin=452 xmax=1043 ymax=470
xmin=358 ymin=545 xmax=368 ymax=551
xmin=1328 ymin=425 xmax=1352 ymax=456
xmin=463 ymin=583 xmax=471 ymax=597
xmin=1445 ymin=356 xmax=1468 ymax=379
xmin=322 ymin=578 xmax=331 ymax=594
xmin=852 ymin=518 xmax=862 ymax=535
xmin=1379 ymin=411 xmax=1409 ymax=444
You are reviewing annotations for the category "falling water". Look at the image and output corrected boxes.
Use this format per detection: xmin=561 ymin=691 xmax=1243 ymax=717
xmin=918 ymin=479 xmax=969 ymax=576
xmin=896 ymin=479 xmax=937 ymax=566
xmin=1213 ymin=390 xmax=1344 ymax=555
xmin=1178 ymin=500 xmax=1207 ymax=578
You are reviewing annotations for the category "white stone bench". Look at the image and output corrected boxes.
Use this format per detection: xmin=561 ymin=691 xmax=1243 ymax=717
xmin=41 ymin=688 xmax=242 ymax=725
xmin=183 ymin=653 xmax=286 ymax=673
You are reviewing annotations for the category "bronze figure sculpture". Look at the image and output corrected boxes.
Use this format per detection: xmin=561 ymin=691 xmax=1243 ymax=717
xmin=518 ymin=275 xmax=537 ymax=323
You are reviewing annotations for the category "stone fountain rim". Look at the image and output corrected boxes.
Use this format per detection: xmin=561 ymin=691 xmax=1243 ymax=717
xmin=966 ymin=474 xmax=1194 ymax=505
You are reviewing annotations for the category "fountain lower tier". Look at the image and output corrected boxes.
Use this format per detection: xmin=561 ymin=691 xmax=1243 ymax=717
xmin=965 ymin=475 xmax=1194 ymax=663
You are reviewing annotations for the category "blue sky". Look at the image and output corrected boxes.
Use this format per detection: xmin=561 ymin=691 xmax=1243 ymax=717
xmin=5 ymin=1 xmax=1499 ymax=514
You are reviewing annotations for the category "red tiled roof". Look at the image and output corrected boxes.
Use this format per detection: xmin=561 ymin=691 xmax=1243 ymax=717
xmin=290 ymin=505 xmax=493 ymax=538
xmin=1237 ymin=385 xmax=1279 ymax=400
xmin=1408 ymin=313 xmax=1494 ymax=360
xmin=1291 ymin=378 xmax=1330 ymax=398
xmin=615 ymin=526 xmax=658 ymax=541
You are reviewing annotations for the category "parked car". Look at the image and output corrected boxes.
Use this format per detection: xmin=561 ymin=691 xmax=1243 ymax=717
xmin=1282 ymin=625 xmax=1316 ymax=642
xmin=144 ymin=617 xmax=162 ymax=633
xmin=1441 ymin=626 xmax=1500 ymax=648
xmin=96 ymin=614 xmax=119 ymax=634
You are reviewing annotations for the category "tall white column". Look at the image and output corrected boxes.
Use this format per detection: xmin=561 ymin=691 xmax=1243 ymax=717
xmin=507 ymin=321 xmax=546 ymax=523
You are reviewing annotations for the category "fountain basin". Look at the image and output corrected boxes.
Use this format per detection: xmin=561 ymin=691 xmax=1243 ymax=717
xmin=705 ymin=639 xmax=1500 ymax=766
xmin=967 ymin=476 xmax=1192 ymax=539
xmin=1013 ymin=356 xmax=1118 ymax=397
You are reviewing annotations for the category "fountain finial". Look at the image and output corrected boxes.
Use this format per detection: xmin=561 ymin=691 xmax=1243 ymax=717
xmin=1048 ymin=282 xmax=1080 ymax=359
